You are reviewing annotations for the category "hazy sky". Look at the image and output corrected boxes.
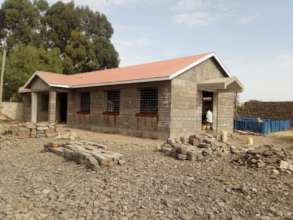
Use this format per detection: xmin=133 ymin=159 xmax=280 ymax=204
xmin=2 ymin=0 xmax=293 ymax=101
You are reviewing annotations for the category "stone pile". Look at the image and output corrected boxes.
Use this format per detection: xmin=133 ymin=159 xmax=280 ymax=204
xmin=159 ymin=133 xmax=232 ymax=161
xmin=44 ymin=140 xmax=124 ymax=170
xmin=232 ymin=144 xmax=293 ymax=174
xmin=9 ymin=122 xmax=57 ymax=138
xmin=55 ymin=129 xmax=78 ymax=140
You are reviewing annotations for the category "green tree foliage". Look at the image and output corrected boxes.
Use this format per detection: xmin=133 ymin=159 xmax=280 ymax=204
xmin=43 ymin=1 xmax=79 ymax=51
xmin=92 ymin=37 xmax=119 ymax=69
xmin=0 ymin=0 xmax=119 ymax=100
xmin=33 ymin=0 xmax=48 ymax=13
xmin=0 ymin=0 xmax=40 ymax=48
xmin=63 ymin=31 xmax=119 ymax=73
xmin=77 ymin=6 xmax=113 ymax=39
xmin=42 ymin=2 xmax=119 ymax=73
xmin=1 ymin=45 xmax=63 ymax=101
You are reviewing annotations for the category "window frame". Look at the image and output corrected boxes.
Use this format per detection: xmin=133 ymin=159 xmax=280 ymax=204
xmin=79 ymin=92 xmax=91 ymax=114
xmin=105 ymin=90 xmax=120 ymax=114
xmin=139 ymin=87 xmax=158 ymax=114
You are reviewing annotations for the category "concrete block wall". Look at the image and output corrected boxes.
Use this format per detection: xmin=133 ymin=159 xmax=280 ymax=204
xmin=66 ymin=81 xmax=171 ymax=139
xmin=1 ymin=102 xmax=24 ymax=121
xmin=212 ymin=93 xmax=218 ymax=130
xmin=49 ymin=90 xmax=56 ymax=123
xmin=67 ymin=90 xmax=78 ymax=124
xmin=170 ymin=78 xmax=197 ymax=137
xmin=170 ymin=58 xmax=227 ymax=138
xmin=215 ymin=91 xmax=235 ymax=132
xmin=55 ymin=93 xmax=60 ymax=122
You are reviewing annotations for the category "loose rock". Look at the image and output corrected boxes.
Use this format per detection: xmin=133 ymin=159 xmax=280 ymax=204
xmin=44 ymin=140 xmax=123 ymax=170
xmin=232 ymin=144 xmax=293 ymax=174
xmin=5 ymin=122 xmax=57 ymax=138
xmin=159 ymin=133 xmax=232 ymax=161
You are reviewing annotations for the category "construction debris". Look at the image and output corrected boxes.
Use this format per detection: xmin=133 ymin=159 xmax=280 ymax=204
xmin=6 ymin=122 xmax=57 ymax=138
xmin=232 ymin=144 xmax=293 ymax=174
xmin=55 ymin=129 xmax=78 ymax=140
xmin=159 ymin=133 xmax=233 ymax=161
xmin=44 ymin=140 xmax=124 ymax=170
xmin=159 ymin=133 xmax=293 ymax=175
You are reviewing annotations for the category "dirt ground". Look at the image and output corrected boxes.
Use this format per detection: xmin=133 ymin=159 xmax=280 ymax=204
xmin=0 ymin=125 xmax=292 ymax=220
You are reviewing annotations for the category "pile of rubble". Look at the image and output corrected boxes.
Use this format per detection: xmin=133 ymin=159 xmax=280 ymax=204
xmin=159 ymin=133 xmax=232 ymax=161
xmin=44 ymin=140 xmax=124 ymax=170
xmin=55 ymin=128 xmax=78 ymax=140
xmin=9 ymin=122 xmax=57 ymax=138
xmin=232 ymin=144 xmax=293 ymax=174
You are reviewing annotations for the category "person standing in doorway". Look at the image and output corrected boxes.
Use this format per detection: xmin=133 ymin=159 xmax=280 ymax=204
xmin=206 ymin=109 xmax=213 ymax=130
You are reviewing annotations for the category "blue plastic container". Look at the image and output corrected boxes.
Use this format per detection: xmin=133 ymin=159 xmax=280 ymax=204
xmin=234 ymin=117 xmax=290 ymax=135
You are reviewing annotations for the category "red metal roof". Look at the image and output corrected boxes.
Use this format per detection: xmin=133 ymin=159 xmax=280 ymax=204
xmin=36 ymin=71 xmax=70 ymax=86
xmin=25 ymin=52 xmax=217 ymax=89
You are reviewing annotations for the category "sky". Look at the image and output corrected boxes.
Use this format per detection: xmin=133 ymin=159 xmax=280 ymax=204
xmin=3 ymin=0 xmax=293 ymax=102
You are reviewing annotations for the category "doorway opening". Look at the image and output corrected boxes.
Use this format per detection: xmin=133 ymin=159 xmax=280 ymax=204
xmin=202 ymin=91 xmax=213 ymax=130
xmin=58 ymin=93 xmax=68 ymax=123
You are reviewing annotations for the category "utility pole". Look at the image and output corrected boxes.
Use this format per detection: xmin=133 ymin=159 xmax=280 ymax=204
xmin=0 ymin=42 xmax=7 ymax=107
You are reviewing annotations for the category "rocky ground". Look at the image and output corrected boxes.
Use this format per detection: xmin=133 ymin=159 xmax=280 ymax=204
xmin=0 ymin=126 xmax=292 ymax=220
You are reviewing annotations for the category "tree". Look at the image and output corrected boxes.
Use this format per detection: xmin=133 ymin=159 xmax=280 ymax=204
xmin=2 ymin=45 xmax=63 ymax=101
xmin=42 ymin=1 xmax=119 ymax=73
xmin=77 ymin=6 xmax=113 ymax=39
xmin=62 ymin=31 xmax=119 ymax=73
xmin=42 ymin=1 xmax=79 ymax=50
xmin=0 ymin=0 xmax=41 ymax=49
xmin=33 ymin=0 xmax=48 ymax=12
xmin=0 ymin=0 xmax=119 ymax=100
xmin=92 ymin=37 xmax=119 ymax=69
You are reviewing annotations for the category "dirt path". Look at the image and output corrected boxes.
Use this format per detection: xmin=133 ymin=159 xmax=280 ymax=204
xmin=0 ymin=128 xmax=292 ymax=219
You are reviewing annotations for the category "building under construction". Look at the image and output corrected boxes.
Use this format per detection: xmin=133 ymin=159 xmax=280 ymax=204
xmin=19 ymin=52 xmax=243 ymax=139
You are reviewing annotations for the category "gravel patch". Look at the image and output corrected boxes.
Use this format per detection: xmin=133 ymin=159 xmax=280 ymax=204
xmin=0 ymin=128 xmax=292 ymax=220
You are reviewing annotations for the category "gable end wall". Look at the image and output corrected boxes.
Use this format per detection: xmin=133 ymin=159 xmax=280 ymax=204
xmin=29 ymin=77 xmax=50 ymax=91
xmin=170 ymin=58 xmax=235 ymax=138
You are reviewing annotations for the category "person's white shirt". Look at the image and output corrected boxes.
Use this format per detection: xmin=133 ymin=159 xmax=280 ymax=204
xmin=206 ymin=110 xmax=213 ymax=123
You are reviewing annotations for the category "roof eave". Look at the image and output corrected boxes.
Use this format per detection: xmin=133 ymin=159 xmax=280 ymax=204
xmin=198 ymin=76 xmax=244 ymax=93
xmin=71 ymin=76 xmax=171 ymax=88
xmin=50 ymin=84 xmax=71 ymax=88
